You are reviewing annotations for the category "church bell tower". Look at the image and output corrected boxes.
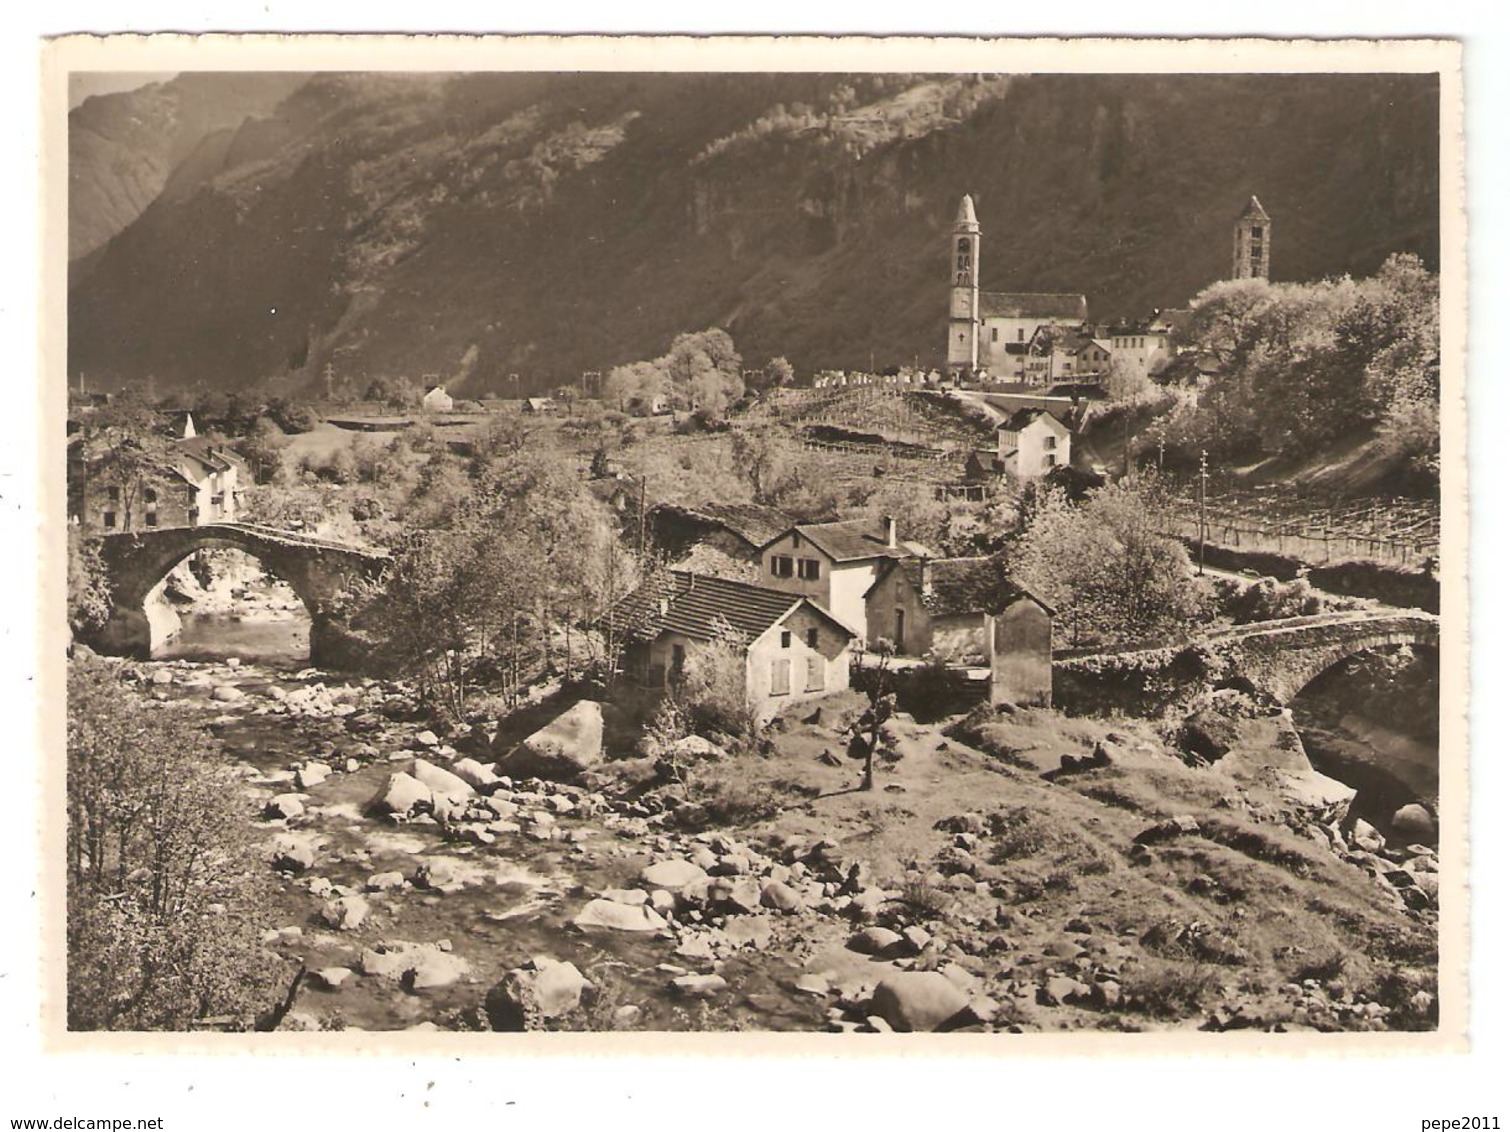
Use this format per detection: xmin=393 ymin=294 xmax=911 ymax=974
xmin=1232 ymin=195 xmax=1272 ymax=281
xmin=947 ymin=194 xmax=981 ymax=374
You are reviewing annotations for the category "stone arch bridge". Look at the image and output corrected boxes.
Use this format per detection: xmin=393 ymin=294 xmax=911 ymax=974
xmin=1053 ymin=610 xmax=1440 ymax=717
xmin=87 ymin=523 xmax=390 ymax=669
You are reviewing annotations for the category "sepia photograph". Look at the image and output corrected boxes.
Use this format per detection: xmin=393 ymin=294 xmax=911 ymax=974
xmin=42 ymin=34 xmax=1467 ymax=1055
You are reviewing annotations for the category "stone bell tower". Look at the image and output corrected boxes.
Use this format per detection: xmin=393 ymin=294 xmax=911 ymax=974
xmin=1232 ymin=195 xmax=1272 ymax=281
xmin=947 ymin=194 xmax=981 ymax=374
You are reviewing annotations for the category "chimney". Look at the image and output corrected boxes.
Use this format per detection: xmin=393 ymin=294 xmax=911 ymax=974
xmin=920 ymin=555 xmax=933 ymax=597
xmin=658 ymin=596 xmax=670 ymax=616
xmin=883 ymin=516 xmax=897 ymax=548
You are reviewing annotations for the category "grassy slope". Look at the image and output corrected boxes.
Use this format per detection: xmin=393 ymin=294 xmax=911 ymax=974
xmin=683 ymin=694 xmax=1437 ymax=1030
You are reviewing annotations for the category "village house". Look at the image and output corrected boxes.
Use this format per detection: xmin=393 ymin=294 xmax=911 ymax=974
xmin=421 ymin=384 xmax=454 ymax=412
xmin=74 ymin=432 xmax=245 ymax=534
xmin=523 ymin=396 xmax=558 ymax=414
xmin=864 ymin=555 xmax=1055 ymax=707
xmin=756 ymin=517 xmax=931 ymax=641
xmin=996 ymin=407 xmax=1072 ymax=479
xmin=648 ymin=501 xmax=793 ymax=565
xmin=1074 ymin=337 xmax=1113 ymax=379
xmin=1095 ymin=312 xmax=1180 ymax=377
xmin=604 ymin=570 xmax=856 ymax=722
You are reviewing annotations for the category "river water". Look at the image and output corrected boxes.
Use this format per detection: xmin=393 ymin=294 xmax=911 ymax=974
xmin=156 ymin=610 xmax=310 ymax=668
xmin=1290 ymin=648 xmax=1439 ymax=843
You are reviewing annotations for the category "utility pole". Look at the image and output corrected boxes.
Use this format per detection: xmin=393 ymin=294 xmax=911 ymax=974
xmin=1157 ymin=435 xmax=1166 ymax=474
xmin=1197 ymin=448 xmax=1209 ymax=576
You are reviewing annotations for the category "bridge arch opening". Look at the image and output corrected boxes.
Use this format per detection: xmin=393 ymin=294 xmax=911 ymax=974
xmin=91 ymin=524 xmax=388 ymax=670
xmin=1289 ymin=642 xmax=1439 ymax=845
xmin=151 ymin=545 xmax=313 ymax=666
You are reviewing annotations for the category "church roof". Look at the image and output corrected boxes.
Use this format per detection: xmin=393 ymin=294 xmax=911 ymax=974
xmin=1238 ymin=195 xmax=1270 ymax=221
xmin=979 ymin=292 xmax=1088 ymax=322
xmin=954 ymin=194 xmax=978 ymax=227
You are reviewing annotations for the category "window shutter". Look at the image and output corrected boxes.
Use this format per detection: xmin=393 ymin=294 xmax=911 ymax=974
xmin=805 ymin=654 xmax=825 ymax=692
xmin=772 ymin=658 xmax=791 ymax=695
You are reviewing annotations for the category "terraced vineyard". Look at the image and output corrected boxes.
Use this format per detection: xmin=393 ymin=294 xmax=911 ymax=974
xmin=1164 ymin=485 xmax=1439 ymax=569
xmin=753 ymin=386 xmax=994 ymax=452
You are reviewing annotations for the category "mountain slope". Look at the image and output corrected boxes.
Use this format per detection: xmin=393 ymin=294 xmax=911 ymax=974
xmin=67 ymin=72 xmax=1439 ymax=396
xmin=68 ymin=72 xmax=310 ymax=262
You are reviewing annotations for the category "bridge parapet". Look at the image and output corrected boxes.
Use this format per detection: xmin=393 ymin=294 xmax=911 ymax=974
xmin=1053 ymin=611 xmax=1438 ymax=717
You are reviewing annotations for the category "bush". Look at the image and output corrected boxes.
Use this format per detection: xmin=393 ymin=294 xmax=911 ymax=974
xmin=67 ymin=657 xmax=290 ymax=1029
xmin=1121 ymin=957 xmax=1222 ymax=1019
xmin=674 ymin=761 xmax=782 ymax=829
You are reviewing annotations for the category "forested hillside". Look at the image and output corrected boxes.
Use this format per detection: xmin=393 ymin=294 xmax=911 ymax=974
xmin=68 ymin=72 xmax=1439 ymax=396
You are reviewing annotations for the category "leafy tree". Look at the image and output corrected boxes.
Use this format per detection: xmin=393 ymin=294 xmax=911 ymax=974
xmin=237 ymin=416 xmax=290 ymax=485
xmin=365 ymin=445 xmax=639 ymax=715
xmin=1104 ymin=354 xmax=1152 ymax=403
xmin=266 ymin=397 xmax=320 ymax=434
xmin=67 ymin=658 xmax=290 ymax=1030
xmin=365 ymin=375 xmax=419 ymax=410
xmin=729 ymin=427 xmax=799 ymax=505
xmin=666 ymin=328 xmax=743 ymax=416
xmin=602 ymin=364 xmax=642 ymax=412
xmin=675 ymin=617 xmax=759 ymax=741
xmin=68 ymin=526 xmax=111 ymax=636
xmin=1008 ymin=477 xmax=1209 ymax=647
xmin=72 ymin=391 xmax=177 ymax=533
xmin=754 ymin=355 xmax=795 ymax=393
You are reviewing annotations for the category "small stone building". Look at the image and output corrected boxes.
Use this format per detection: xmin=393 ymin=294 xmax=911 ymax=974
xmin=602 ymin=570 xmax=856 ymax=722
xmin=865 ymin=555 xmax=1054 ymax=707
xmin=74 ymin=435 xmax=244 ymax=534
xmin=647 ymin=501 xmax=793 ymax=565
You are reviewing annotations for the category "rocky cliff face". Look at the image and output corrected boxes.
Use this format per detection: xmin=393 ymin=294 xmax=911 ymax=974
xmin=68 ymin=72 xmax=1439 ymax=396
xmin=68 ymin=72 xmax=310 ymax=262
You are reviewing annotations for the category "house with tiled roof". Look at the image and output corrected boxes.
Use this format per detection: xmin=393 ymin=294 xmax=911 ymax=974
xmin=602 ymin=570 xmax=856 ymax=720
xmin=756 ymin=516 xmax=932 ymax=641
xmin=864 ymin=556 xmax=1055 ymax=707
xmin=997 ymin=408 xmax=1071 ymax=480
xmin=648 ymin=501 xmax=794 ymax=563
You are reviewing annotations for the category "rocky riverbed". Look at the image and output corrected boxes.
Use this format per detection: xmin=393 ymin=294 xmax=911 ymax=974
xmin=118 ymin=656 xmax=1442 ymax=1033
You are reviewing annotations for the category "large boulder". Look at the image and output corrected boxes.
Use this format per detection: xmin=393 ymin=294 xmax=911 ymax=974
xmin=496 ymin=701 xmax=605 ymax=782
xmin=870 ymin=971 xmax=972 ymax=1033
xmin=410 ymin=758 xmax=474 ymax=803
xmin=450 ymin=757 xmax=499 ymax=790
xmin=1391 ymin=803 xmax=1437 ymax=844
xmin=370 ymin=772 xmax=433 ymax=817
xmin=640 ymin=858 xmax=709 ymax=889
xmin=320 ymin=895 xmax=371 ymax=931
xmin=402 ymin=949 xmax=472 ymax=991
xmin=485 ymin=960 xmax=593 ymax=1030
xmin=572 ymin=898 xmax=668 ymax=933
xmin=1178 ymin=708 xmax=1240 ymax=763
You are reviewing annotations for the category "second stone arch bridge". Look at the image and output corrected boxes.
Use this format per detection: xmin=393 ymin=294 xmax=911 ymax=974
xmin=1052 ymin=609 xmax=1440 ymax=717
